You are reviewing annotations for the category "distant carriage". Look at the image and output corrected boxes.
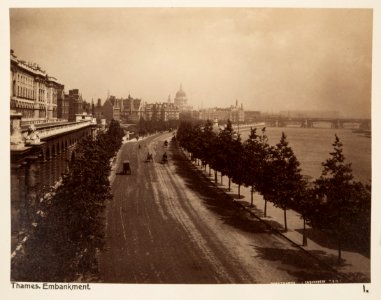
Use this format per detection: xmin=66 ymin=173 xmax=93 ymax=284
xmin=161 ymin=152 xmax=168 ymax=164
xmin=164 ymin=140 xmax=168 ymax=147
xmin=146 ymin=153 xmax=153 ymax=162
xmin=122 ymin=160 xmax=131 ymax=175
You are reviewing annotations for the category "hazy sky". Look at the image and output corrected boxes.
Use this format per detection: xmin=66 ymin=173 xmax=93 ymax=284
xmin=10 ymin=8 xmax=372 ymax=118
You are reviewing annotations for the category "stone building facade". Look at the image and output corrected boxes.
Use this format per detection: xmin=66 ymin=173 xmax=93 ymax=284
xmin=100 ymin=91 xmax=182 ymax=123
xmin=121 ymin=95 xmax=142 ymax=122
xmin=142 ymin=102 xmax=179 ymax=121
xmin=198 ymin=101 xmax=245 ymax=123
xmin=10 ymin=50 xmax=64 ymax=123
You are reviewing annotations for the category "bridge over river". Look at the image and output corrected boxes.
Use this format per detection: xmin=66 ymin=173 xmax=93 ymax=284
xmin=264 ymin=116 xmax=371 ymax=129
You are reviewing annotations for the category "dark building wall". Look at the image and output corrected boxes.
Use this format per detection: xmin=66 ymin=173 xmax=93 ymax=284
xmin=57 ymin=86 xmax=69 ymax=120
xmin=102 ymin=99 xmax=114 ymax=122
xmin=94 ymin=98 xmax=103 ymax=121
xmin=245 ymin=111 xmax=262 ymax=123
xmin=67 ymin=89 xmax=83 ymax=121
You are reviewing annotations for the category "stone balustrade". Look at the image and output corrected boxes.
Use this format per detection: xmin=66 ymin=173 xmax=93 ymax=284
xmin=21 ymin=118 xmax=67 ymax=127
xmin=37 ymin=121 xmax=93 ymax=139
xmin=11 ymin=111 xmax=95 ymax=149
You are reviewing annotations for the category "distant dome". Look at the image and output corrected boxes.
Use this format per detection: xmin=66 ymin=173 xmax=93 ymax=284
xmin=175 ymin=85 xmax=186 ymax=98
xmin=174 ymin=84 xmax=189 ymax=111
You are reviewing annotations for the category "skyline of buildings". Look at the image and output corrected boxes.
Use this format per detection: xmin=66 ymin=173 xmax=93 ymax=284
xmin=9 ymin=50 xmax=370 ymax=126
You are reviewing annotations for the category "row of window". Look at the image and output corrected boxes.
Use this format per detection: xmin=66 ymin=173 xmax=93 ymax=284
xmin=16 ymin=85 xmax=57 ymax=104
xmin=19 ymin=108 xmax=34 ymax=118
xmin=15 ymin=71 xmax=60 ymax=102
xmin=19 ymin=109 xmax=58 ymax=119
xmin=17 ymin=86 xmax=34 ymax=100
xmin=38 ymin=88 xmax=45 ymax=101
xmin=17 ymin=73 xmax=33 ymax=87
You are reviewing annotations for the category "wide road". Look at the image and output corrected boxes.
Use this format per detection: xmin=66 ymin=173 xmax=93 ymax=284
xmin=98 ymin=132 xmax=337 ymax=283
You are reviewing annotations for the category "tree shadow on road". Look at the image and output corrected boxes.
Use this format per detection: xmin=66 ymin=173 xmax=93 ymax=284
xmin=295 ymin=228 xmax=370 ymax=258
xmin=236 ymin=201 xmax=266 ymax=217
xmin=227 ymin=193 xmax=245 ymax=200
xmin=170 ymin=146 xmax=278 ymax=235
xmin=219 ymin=212 xmax=275 ymax=234
xmin=253 ymin=246 xmax=341 ymax=283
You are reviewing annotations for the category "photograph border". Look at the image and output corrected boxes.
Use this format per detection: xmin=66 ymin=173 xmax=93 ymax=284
xmin=1 ymin=0 xmax=380 ymax=299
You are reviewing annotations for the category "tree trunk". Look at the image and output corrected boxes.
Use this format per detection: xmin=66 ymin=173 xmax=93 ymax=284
xmin=250 ymin=186 xmax=254 ymax=207
xmin=228 ymin=178 xmax=231 ymax=191
xmin=214 ymin=170 xmax=217 ymax=183
xmin=338 ymin=235 xmax=342 ymax=264
xmin=209 ymin=165 xmax=211 ymax=176
xmin=264 ymin=198 xmax=267 ymax=217
xmin=283 ymin=209 xmax=288 ymax=232
xmin=220 ymin=173 xmax=223 ymax=185
xmin=302 ymin=217 xmax=307 ymax=246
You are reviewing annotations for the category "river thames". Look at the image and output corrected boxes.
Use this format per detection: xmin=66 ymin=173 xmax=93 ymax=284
xmin=240 ymin=127 xmax=371 ymax=184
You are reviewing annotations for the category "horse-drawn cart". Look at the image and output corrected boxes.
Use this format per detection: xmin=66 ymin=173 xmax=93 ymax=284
xmin=122 ymin=160 xmax=131 ymax=175
xmin=145 ymin=153 xmax=153 ymax=162
xmin=161 ymin=152 xmax=168 ymax=164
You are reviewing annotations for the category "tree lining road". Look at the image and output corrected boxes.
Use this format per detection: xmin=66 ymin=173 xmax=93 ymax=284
xmin=98 ymin=133 xmax=337 ymax=283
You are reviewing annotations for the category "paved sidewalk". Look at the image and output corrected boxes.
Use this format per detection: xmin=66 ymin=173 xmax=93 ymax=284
xmin=190 ymin=161 xmax=370 ymax=282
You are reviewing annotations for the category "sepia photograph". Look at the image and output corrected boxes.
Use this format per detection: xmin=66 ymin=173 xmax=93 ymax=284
xmin=2 ymin=1 xmax=381 ymax=299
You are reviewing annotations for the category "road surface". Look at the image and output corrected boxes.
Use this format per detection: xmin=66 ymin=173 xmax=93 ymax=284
xmin=98 ymin=132 xmax=337 ymax=283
